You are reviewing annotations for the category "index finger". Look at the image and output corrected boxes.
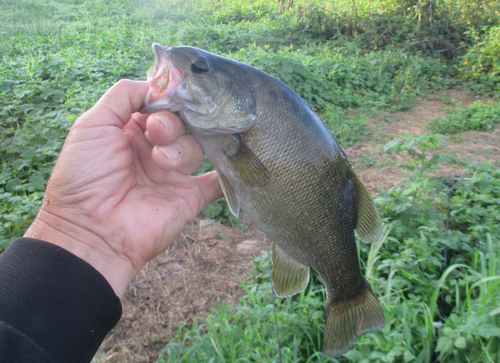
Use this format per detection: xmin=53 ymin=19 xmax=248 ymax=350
xmin=75 ymin=79 xmax=150 ymax=129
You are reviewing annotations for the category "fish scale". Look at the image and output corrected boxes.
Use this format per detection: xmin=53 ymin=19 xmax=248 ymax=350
xmin=140 ymin=44 xmax=385 ymax=357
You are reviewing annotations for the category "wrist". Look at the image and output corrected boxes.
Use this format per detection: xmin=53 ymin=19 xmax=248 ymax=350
xmin=24 ymin=208 xmax=136 ymax=297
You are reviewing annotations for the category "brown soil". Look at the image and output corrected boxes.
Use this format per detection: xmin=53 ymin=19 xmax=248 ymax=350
xmin=92 ymin=89 xmax=499 ymax=363
xmin=93 ymin=215 xmax=265 ymax=363
xmin=346 ymin=90 xmax=500 ymax=192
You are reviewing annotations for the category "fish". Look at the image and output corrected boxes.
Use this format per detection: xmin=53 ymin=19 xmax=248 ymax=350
xmin=140 ymin=43 xmax=385 ymax=357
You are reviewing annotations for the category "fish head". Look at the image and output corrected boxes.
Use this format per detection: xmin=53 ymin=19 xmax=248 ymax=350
xmin=140 ymin=44 xmax=257 ymax=135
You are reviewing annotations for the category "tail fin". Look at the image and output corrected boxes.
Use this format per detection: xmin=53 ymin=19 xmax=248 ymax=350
xmin=324 ymin=279 xmax=385 ymax=357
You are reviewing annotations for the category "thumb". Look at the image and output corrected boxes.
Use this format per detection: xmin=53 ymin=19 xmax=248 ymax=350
xmin=195 ymin=171 xmax=224 ymax=214
xmin=75 ymin=79 xmax=150 ymax=129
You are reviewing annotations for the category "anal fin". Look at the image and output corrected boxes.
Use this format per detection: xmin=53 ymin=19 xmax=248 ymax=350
xmin=324 ymin=278 xmax=385 ymax=357
xmin=271 ymin=243 xmax=310 ymax=298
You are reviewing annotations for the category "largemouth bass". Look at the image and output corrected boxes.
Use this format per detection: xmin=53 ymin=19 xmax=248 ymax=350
xmin=140 ymin=44 xmax=385 ymax=357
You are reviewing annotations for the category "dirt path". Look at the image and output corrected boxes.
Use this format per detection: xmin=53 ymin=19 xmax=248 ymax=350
xmin=93 ymin=215 xmax=266 ymax=363
xmin=346 ymin=90 xmax=500 ymax=192
xmin=93 ymin=90 xmax=499 ymax=363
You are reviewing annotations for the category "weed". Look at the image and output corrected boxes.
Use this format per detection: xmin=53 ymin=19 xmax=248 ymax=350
xmin=384 ymin=133 xmax=448 ymax=178
xmin=461 ymin=25 xmax=500 ymax=97
xmin=437 ymin=93 xmax=457 ymax=106
xmin=429 ymin=101 xmax=500 ymax=134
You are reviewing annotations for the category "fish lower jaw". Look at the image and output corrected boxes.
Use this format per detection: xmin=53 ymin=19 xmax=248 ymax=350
xmin=139 ymin=92 xmax=182 ymax=114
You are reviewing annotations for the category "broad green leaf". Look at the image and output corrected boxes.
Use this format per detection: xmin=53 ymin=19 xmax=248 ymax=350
xmin=384 ymin=138 xmax=403 ymax=152
xmin=475 ymin=324 xmax=500 ymax=338
xmin=344 ymin=350 xmax=363 ymax=361
xmin=403 ymin=350 xmax=416 ymax=362
xmin=435 ymin=336 xmax=453 ymax=353
xmin=454 ymin=337 xmax=466 ymax=349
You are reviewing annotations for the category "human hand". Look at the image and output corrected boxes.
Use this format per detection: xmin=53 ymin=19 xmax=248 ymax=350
xmin=24 ymin=80 xmax=222 ymax=297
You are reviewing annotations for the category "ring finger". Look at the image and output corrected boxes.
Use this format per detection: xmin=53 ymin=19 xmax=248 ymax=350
xmin=152 ymin=134 xmax=204 ymax=175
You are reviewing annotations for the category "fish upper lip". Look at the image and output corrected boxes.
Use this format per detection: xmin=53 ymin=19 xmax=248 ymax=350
xmin=149 ymin=43 xmax=171 ymax=80
xmin=152 ymin=42 xmax=162 ymax=55
xmin=140 ymin=44 xmax=183 ymax=113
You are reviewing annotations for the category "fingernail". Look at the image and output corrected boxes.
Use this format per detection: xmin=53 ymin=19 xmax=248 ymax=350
xmin=154 ymin=115 xmax=170 ymax=130
xmin=161 ymin=145 xmax=181 ymax=160
xmin=144 ymin=130 xmax=153 ymax=144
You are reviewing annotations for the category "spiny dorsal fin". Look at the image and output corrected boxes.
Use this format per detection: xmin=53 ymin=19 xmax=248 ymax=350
xmin=217 ymin=170 xmax=240 ymax=218
xmin=223 ymin=134 xmax=271 ymax=186
xmin=271 ymin=242 xmax=310 ymax=297
xmin=353 ymin=174 xmax=382 ymax=244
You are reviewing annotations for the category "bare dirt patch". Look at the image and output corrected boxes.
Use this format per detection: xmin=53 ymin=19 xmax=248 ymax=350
xmin=94 ymin=89 xmax=499 ymax=363
xmin=93 ymin=216 xmax=265 ymax=363
xmin=345 ymin=90 xmax=500 ymax=192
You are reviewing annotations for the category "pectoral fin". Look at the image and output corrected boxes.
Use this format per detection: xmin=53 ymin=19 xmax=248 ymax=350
xmin=271 ymin=243 xmax=310 ymax=297
xmin=217 ymin=171 xmax=240 ymax=218
xmin=353 ymin=175 xmax=383 ymax=244
xmin=223 ymin=134 xmax=271 ymax=186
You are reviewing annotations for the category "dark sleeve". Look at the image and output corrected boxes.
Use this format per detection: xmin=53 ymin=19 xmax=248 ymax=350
xmin=0 ymin=238 xmax=122 ymax=363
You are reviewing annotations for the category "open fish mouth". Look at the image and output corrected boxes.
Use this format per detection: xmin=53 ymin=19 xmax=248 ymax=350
xmin=139 ymin=43 xmax=183 ymax=114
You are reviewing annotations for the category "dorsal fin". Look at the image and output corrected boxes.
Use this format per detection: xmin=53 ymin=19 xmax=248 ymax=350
xmin=352 ymin=174 xmax=382 ymax=243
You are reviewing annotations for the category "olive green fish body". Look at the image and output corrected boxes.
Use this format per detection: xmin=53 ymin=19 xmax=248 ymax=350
xmin=140 ymin=44 xmax=385 ymax=357
xmin=195 ymin=77 xmax=363 ymax=293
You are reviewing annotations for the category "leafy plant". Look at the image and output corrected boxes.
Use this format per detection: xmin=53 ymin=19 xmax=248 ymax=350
xmin=200 ymin=199 xmax=241 ymax=227
xmin=429 ymin=101 xmax=500 ymax=134
xmin=461 ymin=25 xmax=500 ymax=97
xmin=435 ymin=234 xmax=500 ymax=362
xmin=383 ymin=133 xmax=448 ymax=178
xmin=322 ymin=105 xmax=371 ymax=146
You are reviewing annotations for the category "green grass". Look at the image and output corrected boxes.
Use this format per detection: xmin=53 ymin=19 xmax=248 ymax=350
xmin=162 ymin=267 xmax=330 ymax=362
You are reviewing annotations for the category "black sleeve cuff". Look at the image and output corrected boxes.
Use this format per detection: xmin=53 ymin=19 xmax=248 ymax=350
xmin=0 ymin=238 xmax=122 ymax=363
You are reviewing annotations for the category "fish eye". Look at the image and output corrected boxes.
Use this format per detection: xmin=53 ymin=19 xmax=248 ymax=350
xmin=191 ymin=57 xmax=210 ymax=73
